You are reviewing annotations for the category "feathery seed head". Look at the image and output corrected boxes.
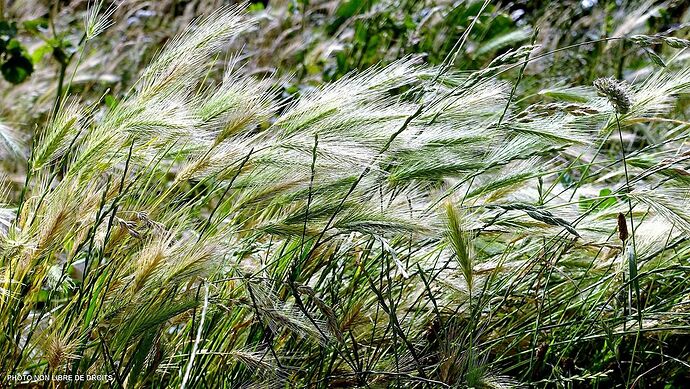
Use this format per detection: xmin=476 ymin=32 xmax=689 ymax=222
xmin=84 ymin=0 xmax=116 ymax=40
xmin=44 ymin=333 xmax=79 ymax=370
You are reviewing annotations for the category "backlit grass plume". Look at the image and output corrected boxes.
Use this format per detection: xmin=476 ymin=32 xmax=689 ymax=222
xmin=0 ymin=2 xmax=690 ymax=388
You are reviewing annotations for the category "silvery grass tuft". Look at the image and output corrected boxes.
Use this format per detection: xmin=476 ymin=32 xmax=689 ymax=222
xmin=1 ymin=3 xmax=690 ymax=388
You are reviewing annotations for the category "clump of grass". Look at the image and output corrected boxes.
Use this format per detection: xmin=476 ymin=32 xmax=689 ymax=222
xmin=1 ymin=1 xmax=690 ymax=388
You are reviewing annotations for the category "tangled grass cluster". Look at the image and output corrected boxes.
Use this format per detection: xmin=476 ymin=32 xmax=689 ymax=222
xmin=1 ymin=2 xmax=690 ymax=388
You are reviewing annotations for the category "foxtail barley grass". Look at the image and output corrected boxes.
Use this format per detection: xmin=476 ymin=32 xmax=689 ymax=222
xmin=1 ymin=3 xmax=690 ymax=388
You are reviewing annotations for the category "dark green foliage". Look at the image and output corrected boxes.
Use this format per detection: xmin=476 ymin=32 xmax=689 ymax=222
xmin=0 ymin=20 xmax=33 ymax=84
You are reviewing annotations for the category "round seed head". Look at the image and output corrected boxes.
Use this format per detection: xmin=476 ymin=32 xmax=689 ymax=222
xmin=593 ymin=77 xmax=633 ymax=114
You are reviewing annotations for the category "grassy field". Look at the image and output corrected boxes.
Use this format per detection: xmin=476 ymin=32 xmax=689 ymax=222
xmin=1 ymin=0 xmax=690 ymax=387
